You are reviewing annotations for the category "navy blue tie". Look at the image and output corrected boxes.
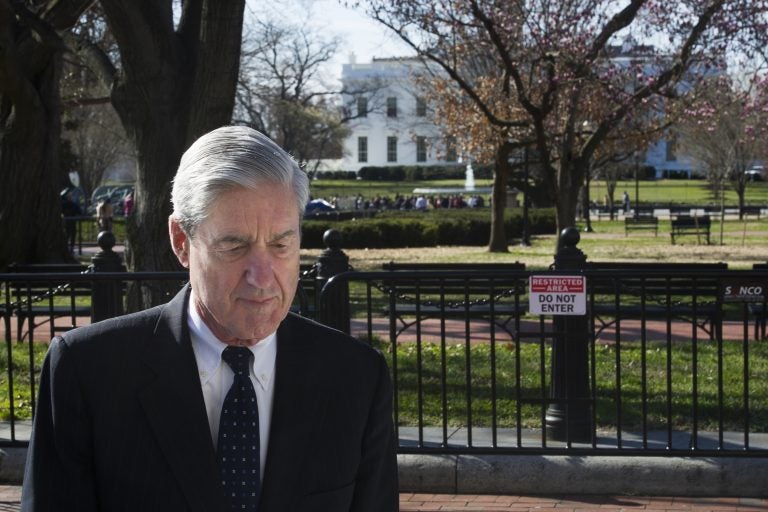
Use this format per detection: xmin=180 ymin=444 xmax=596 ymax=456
xmin=217 ymin=346 xmax=260 ymax=511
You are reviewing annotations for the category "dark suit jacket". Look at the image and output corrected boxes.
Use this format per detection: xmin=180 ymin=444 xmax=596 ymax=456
xmin=21 ymin=286 xmax=398 ymax=511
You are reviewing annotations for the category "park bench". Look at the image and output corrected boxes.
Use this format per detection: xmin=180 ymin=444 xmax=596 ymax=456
xmin=670 ymin=215 xmax=711 ymax=245
xmin=624 ymin=215 xmax=658 ymax=236
xmin=588 ymin=261 xmax=727 ymax=340
xmin=3 ymin=263 xmax=93 ymax=341
xmin=379 ymin=262 xmax=527 ymax=340
xmin=594 ymin=206 xmax=623 ymax=220
xmin=740 ymin=206 xmax=762 ymax=219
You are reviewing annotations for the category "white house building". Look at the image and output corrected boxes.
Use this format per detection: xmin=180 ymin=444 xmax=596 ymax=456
xmin=339 ymin=56 xmax=460 ymax=172
xmin=337 ymin=38 xmax=710 ymax=178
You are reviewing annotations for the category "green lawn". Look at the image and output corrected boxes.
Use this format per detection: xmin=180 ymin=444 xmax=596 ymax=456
xmin=4 ymin=337 xmax=764 ymax=432
xmin=0 ymin=341 xmax=48 ymax=421
xmin=381 ymin=339 xmax=768 ymax=431
xmin=309 ymin=177 xmax=768 ymax=205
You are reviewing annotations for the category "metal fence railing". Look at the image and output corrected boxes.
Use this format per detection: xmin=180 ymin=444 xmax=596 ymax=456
xmin=2 ymin=265 xmax=767 ymax=457
xmin=318 ymin=267 xmax=768 ymax=457
xmin=0 ymin=271 xmax=188 ymax=445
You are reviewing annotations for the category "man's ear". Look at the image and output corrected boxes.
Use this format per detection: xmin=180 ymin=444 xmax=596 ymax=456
xmin=169 ymin=216 xmax=191 ymax=268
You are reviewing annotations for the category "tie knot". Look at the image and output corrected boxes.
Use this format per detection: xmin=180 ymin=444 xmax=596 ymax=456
xmin=221 ymin=346 xmax=253 ymax=376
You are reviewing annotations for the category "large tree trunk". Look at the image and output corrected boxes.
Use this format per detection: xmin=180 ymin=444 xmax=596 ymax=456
xmin=0 ymin=1 xmax=84 ymax=267
xmin=97 ymin=0 xmax=245 ymax=306
xmin=554 ymin=158 xmax=586 ymax=250
xmin=488 ymin=143 xmax=511 ymax=253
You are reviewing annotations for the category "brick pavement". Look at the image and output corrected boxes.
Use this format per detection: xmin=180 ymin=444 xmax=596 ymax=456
xmin=399 ymin=494 xmax=768 ymax=512
xmin=0 ymin=486 xmax=765 ymax=512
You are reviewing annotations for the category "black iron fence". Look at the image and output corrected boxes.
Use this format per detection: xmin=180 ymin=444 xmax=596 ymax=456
xmin=1 ymin=228 xmax=767 ymax=458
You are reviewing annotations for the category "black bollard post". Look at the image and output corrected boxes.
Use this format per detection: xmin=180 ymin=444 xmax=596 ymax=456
xmin=545 ymin=227 xmax=593 ymax=442
xmin=89 ymin=231 xmax=126 ymax=322
xmin=316 ymin=229 xmax=350 ymax=334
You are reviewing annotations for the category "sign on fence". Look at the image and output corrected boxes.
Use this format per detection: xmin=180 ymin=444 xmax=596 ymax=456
xmin=529 ymin=275 xmax=587 ymax=315
xmin=721 ymin=279 xmax=766 ymax=302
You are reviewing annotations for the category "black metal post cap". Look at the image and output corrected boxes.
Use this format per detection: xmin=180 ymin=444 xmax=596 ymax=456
xmin=97 ymin=231 xmax=116 ymax=251
xmin=559 ymin=227 xmax=580 ymax=248
xmin=323 ymin=229 xmax=342 ymax=250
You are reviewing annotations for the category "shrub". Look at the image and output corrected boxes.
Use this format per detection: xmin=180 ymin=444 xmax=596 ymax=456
xmin=302 ymin=208 xmax=556 ymax=249
xmin=356 ymin=164 xmax=492 ymax=181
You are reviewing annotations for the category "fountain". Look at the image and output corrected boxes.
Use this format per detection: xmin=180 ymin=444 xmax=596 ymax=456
xmin=464 ymin=159 xmax=476 ymax=191
xmin=412 ymin=158 xmax=491 ymax=195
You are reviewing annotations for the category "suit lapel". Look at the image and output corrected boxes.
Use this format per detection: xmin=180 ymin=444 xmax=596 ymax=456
xmin=137 ymin=286 xmax=223 ymax=512
xmin=260 ymin=315 xmax=329 ymax=511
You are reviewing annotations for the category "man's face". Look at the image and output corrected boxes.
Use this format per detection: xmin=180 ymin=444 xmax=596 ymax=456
xmin=170 ymin=184 xmax=301 ymax=345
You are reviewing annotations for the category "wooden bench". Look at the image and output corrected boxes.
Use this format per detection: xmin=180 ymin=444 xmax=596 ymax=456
xmin=3 ymin=263 xmax=92 ymax=341
xmin=740 ymin=206 xmax=762 ymax=219
xmin=624 ymin=216 xmax=658 ymax=236
xmin=594 ymin=206 xmax=622 ymax=220
xmin=380 ymin=262 xmax=527 ymax=339
xmin=670 ymin=215 xmax=711 ymax=244
xmin=588 ymin=262 xmax=727 ymax=339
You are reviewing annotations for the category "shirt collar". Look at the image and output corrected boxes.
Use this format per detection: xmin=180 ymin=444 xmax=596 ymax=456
xmin=188 ymin=291 xmax=277 ymax=392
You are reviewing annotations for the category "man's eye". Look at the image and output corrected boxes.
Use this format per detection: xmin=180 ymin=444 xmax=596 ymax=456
xmin=217 ymin=243 xmax=248 ymax=255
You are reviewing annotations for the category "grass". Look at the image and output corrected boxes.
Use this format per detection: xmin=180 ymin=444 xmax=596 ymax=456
xmin=4 ymin=333 xmax=765 ymax=431
xmin=378 ymin=339 xmax=768 ymax=431
xmin=309 ymin=177 xmax=768 ymax=204
xmin=0 ymin=341 xmax=48 ymax=421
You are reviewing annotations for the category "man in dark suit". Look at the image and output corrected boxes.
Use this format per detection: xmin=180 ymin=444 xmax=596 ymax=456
xmin=21 ymin=126 xmax=398 ymax=511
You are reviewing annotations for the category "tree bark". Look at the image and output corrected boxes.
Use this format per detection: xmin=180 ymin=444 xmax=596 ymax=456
xmin=0 ymin=0 xmax=88 ymax=266
xmin=488 ymin=143 xmax=511 ymax=253
xmin=95 ymin=0 xmax=245 ymax=304
xmin=555 ymin=158 xmax=587 ymax=251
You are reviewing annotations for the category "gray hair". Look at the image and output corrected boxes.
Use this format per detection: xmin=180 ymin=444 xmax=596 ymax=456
xmin=171 ymin=126 xmax=309 ymax=236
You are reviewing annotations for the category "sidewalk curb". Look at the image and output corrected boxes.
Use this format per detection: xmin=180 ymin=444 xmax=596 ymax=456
xmin=0 ymin=449 xmax=26 ymax=484
xmin=398 ymin=454 xmax=768 ymax=497
xmin=4 ymin=448 xmax=767 ymax=496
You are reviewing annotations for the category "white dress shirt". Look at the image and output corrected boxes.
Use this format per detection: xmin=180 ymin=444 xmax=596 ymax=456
xmin=187 ymin=293 xmax=276 ymax=482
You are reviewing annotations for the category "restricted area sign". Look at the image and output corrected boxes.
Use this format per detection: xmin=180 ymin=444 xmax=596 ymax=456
xmin=529 ymin=275 xmax=587 ymax=315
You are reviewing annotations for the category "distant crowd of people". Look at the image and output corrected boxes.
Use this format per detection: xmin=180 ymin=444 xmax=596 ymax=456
xmin=328 ymin=193 xmax=487 ymax=211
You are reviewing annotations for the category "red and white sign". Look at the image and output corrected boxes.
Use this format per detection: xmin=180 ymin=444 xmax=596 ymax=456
xmin=529 ymin=275 xmax=587 ymax=315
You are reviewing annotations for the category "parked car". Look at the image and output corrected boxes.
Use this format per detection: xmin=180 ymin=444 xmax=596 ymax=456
xmin=304 ymin=199 xmax=336 ymax=216
xmin=746 ymin=166 xmax=764 ymax=181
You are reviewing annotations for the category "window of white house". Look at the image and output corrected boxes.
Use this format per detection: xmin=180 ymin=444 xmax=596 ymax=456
xmin=665 ymin=133 xmax=678 ymax=162
xmin=416 ymin=97 xmax=427 ymax=117
xmin=357 ymin=97 xmax=368 ymax=117
xmin=387 ymin=97 xmax=398 ymax=118
xmin=358 ymin=136 xmax=368 ymax=163
xmin=445 ymin=136 xmax=457 ymax=162
xmin=416 ymin=136 xmax=428 ymax=162
xmin=387 ymin=136 xmax=398 ymax=162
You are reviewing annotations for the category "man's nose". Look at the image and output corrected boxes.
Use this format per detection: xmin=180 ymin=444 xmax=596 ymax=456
xmin=244 ymin=251 xmax=273 ymax=288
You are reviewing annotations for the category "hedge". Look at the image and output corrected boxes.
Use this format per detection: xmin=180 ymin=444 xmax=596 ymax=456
xmin=301 ymin=208 xmax=556 ymax=249
xmin=356 ymin=164 xmax=494 ymax=182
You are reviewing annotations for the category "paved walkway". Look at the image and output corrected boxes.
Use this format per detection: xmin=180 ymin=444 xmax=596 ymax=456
xmin=0 ymin=486 xmax=765 ymax=511
xmin=400 ymin=494 xmax=768 ymax=511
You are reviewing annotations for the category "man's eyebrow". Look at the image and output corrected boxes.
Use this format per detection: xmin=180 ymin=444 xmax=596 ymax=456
xmin=269 ymin=229 xmax=298 ymax=243
xmin=211 ymin=234 xmax=249 ymax=246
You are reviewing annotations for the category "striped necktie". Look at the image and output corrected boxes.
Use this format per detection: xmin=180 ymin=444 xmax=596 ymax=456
xmin=217 ymin=346 xmax=260 ymax=511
